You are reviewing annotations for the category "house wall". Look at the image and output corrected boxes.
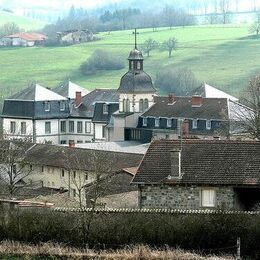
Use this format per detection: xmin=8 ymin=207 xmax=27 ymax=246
xmin=24 ymin=164 xmax=94 ymax=203
xmin=3 ymin=118 xmax=33 ymax=138
xmin=119 ymin=93 xmax=154 ymax=113
xmin=139 ymin=185 xmax=236 ymax=210
xmin=94 ymin=123 xmax=106 ymax=141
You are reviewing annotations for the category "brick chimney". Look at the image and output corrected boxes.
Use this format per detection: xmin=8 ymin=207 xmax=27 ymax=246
xmin=182 ymin=119 xmax=189 ymax=137
xmin=168 ymin=93 xmax=176 ymax=104
xmin=75 ymin=92 xmax=82 ymax=107
xmin=191 ymin=95 xmax=203 ymax=107
xmin=170 ymin=149 xmax=181 ymax=179
xmin=69 ymin=140 xmax=75 ymax=148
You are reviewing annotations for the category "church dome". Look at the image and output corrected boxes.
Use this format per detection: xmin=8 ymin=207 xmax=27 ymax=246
xmin=128 ymin=48 xmax=144 ymax=60
xmin=118 ymin=70 xmax=156 ymax=94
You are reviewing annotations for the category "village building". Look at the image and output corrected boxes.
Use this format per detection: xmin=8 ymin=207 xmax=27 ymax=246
xmin=57 ymin=29 xmax=94 ymax=45
xmin=132 ymin=139 xmax=260 ymax=211
xmin=0 ymin=32 xmax=47 ymax=47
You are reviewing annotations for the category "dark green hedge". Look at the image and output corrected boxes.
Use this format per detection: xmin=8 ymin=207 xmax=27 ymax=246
xmin=0 ymin=208 xmax=259 ymax=258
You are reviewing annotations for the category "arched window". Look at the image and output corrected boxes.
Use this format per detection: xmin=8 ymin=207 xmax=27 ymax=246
xmin=126 ymin=99 xmax=130 ymax=112
xmin=137 ymin=61 xmax=141 ymax=70
xmin=123 ymin=99 xmax=126 ymax=112
xmin=144 ymin=99 xmax=149 ymax=110
xmin=139 ymin=99 xmax=144 ymax=112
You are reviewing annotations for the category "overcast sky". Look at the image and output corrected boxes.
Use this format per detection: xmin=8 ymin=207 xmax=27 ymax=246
xmin=0 ymin=0 xmax=123 ymax=10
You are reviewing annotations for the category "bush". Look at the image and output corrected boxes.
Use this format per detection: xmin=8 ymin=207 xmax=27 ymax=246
xmin=155 ymin=67 xmax=200 ymax=95
xmin=80 ymin=49 xmax=125 ymax=75
xmin=44 ymin=38 xmax=60 ymax=47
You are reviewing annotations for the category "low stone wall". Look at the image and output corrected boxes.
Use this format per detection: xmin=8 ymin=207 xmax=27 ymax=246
xmin=139 ymin=185 xmax=235 ymax=210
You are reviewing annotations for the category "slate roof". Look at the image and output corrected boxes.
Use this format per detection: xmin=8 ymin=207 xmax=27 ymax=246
xmin=118 ymin=71 xmax=156 ymax=94
xmin=192 ymin=83 xmax=238 ymax=101
xmin=26 ymin=144 xmax=143 ymax=173
xmin=132 ymin=140 xmax=260 ymax=186
xmin=52 ymin=80 xmax=89 ymax=99
xmin=70 ymin=89 xmax=119 ymax=118
xmin=142 ymin=96 xmax=228 ymax=120
xmin=6 ymin=84 xmax=66 ymax=101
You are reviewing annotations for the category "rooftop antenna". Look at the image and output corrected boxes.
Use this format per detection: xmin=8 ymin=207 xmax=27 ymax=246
xmin=132 ymin=28 xmax=139 ymax=49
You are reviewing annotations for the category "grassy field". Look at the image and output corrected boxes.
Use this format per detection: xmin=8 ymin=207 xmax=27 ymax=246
xmin=0 ymin=11 xmax=47 ymax=30
xmin=0 ymin=24 xmax=259 ymax=98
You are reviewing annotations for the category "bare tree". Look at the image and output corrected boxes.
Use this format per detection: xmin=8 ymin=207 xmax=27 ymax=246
xmin=219 ymin=0 xmax=230 ymax=24
xmin=229 ymin=75 xmax=260 ymax=140
xmin=141 ymin=38 xmax=158 ymax=57
xmin=0 ymin=22 xmax=20 ymax=38
xmin=0 ymin=137 xmax=33 ymax=198
xmin=161 ymin=37 xmax=178 ymax=58
xmin=249 ymin=14 xmax=260 ymax=37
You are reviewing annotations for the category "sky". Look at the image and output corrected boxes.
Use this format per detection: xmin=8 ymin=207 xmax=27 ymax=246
xmin=0 ymin=0 xmax=123 ymax=9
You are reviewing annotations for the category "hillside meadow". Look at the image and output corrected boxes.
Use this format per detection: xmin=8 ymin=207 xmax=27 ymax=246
xmin=0 ymin=24 xmax=259 ymax=98
xmin=0 ymin=11 xmax=47 ymax=30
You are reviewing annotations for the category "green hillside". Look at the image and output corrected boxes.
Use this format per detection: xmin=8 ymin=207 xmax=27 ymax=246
xmin=0 ymin=24 xmax=259 ymax=98
xmin=0 ymin=11 xmax=46 ymax=30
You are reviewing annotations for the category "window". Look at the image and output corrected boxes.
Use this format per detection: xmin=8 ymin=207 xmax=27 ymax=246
xmin=144 ymin=99 xmax=149 ymax=110
xmin=61 ymin=169 xmax=65 ymax=178
xmin=41 ymin=166 xmax=44 ymax=172
xmin=60 ymin=140 xmax=66 ymax=144
xmin=69 ymin=121 xmax=74 ymax=133
xmin=44 ymin=102 xmax=50 ymax=112
xmin=77 ymin=121 xmax=83 ymax=133
xmin=201 ymin=189 xmax=216 ymax=207
xmin=72 ymin=188 xmax=76 ymax=198
xmin=167 ymin=119 xmax=172 ymax=128
xmin=139 ymin=99 xmax=144 ymax=112
xmin=126 ymin=99 xmax=130 ymax=112
xmin=85 ymin=172 xmax=88 ymax=181
xmin=30 ymin=164 xmax=33 ymax=171
xmin=137 ymin=61 xmax=141 ymax=70
xmin=10 ymin=121 xmax=16 ymax=134
xmin=73 ymin=171 xmax=76 ymax=179
xmin=60 ymin=101 xmax=65 ymax=111
xmin=60 ymin=121 xmax=66 ymax=133
xmin=85 ymin=122 xmax=91 ymax=133
xmin=155 ymin=118 xmax=160 ymax=127
xmin=45 ymin=122 xmax=51 ymax=134
xmin=206 ymin=120 xmax=211 ymax=130
xmin=143 ymin=117 xmax=147 ymax=126
xmin=103 ymin=104 xmax=108 ymax=114
xmin=77 ymin=140 xmax=83 ymax=143
xmin=192 ymin=119 xmax=198 ymax=129
xmin=102 ymin=125 xmax=106 ymax=138
xmin=21 ymin=122 xmax=26 ymax=134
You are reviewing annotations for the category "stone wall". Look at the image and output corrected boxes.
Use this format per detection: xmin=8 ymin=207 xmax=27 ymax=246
xmin=139 ymin=185 xmax=236 ymax=210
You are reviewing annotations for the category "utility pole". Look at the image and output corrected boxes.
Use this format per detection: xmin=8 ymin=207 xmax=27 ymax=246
xmin=237 ymin=237 xmax=241 ymax=260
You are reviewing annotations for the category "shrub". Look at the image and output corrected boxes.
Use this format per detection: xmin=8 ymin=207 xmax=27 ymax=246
xmin=80 ymin=49 xmax=125 ymax=75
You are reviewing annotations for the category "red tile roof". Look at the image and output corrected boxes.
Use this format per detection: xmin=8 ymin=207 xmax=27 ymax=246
xmin=6 ymin=32 xmax=47 ymax=41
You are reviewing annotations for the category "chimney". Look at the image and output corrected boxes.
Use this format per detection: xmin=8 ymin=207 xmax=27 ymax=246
xmin=170 ymin=149 xmax=181 ymax=179
xmin=191 ymin=95 xmax=203 ymax=107
xmin=168 ymin=93 xmax=176 ymax=104
xmin=69 ymin=140 xmax=75 ymax=148
xmin=75 ymin=91 xmax=82 ymax=107
xmin=182 ymin=119 xmax=189 ymax=137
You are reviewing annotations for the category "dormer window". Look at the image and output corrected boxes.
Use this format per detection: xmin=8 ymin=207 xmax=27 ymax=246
xmin=143 ymin=117 xmax=147 ymax=126
xmin=44 ymin=102 xmax=50 ymax=112
xmin=155 ymin=118 xmax=160 ymax=127
xmin=60 ymin=101 xmax=65 ymax=111
xmin=103 ymin=104 xmax=108 ymax=114
xmin=192 ymin=119 xmax=198 ymax=129
xmin=206 ymin=120 xmax=211 ymax=130
xmin=167 ymin=119 xmax=172 ymax=128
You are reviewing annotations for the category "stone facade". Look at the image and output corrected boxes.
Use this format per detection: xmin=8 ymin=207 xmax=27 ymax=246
xmin=139 ymin=184 xmax=237 ymax=210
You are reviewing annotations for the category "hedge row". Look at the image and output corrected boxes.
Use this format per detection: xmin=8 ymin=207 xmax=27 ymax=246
xmin=0 ymin=208 xmax=260 ymax=258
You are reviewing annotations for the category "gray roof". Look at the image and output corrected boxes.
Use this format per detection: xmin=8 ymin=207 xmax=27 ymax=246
xmin=7 ymin=84 xmax=66 ymax=101
xmin=142 ymin=96 xmax=228 ymax=120
xmin=132 ymin=139 xmax=260 ymax=185
xmin=70 ymin=89 xmax=119 ymax=118
xmin=128 ymin=48 xmax=144 ymax=60
xmin=118 ymin=71 xmax=156 ymax=94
